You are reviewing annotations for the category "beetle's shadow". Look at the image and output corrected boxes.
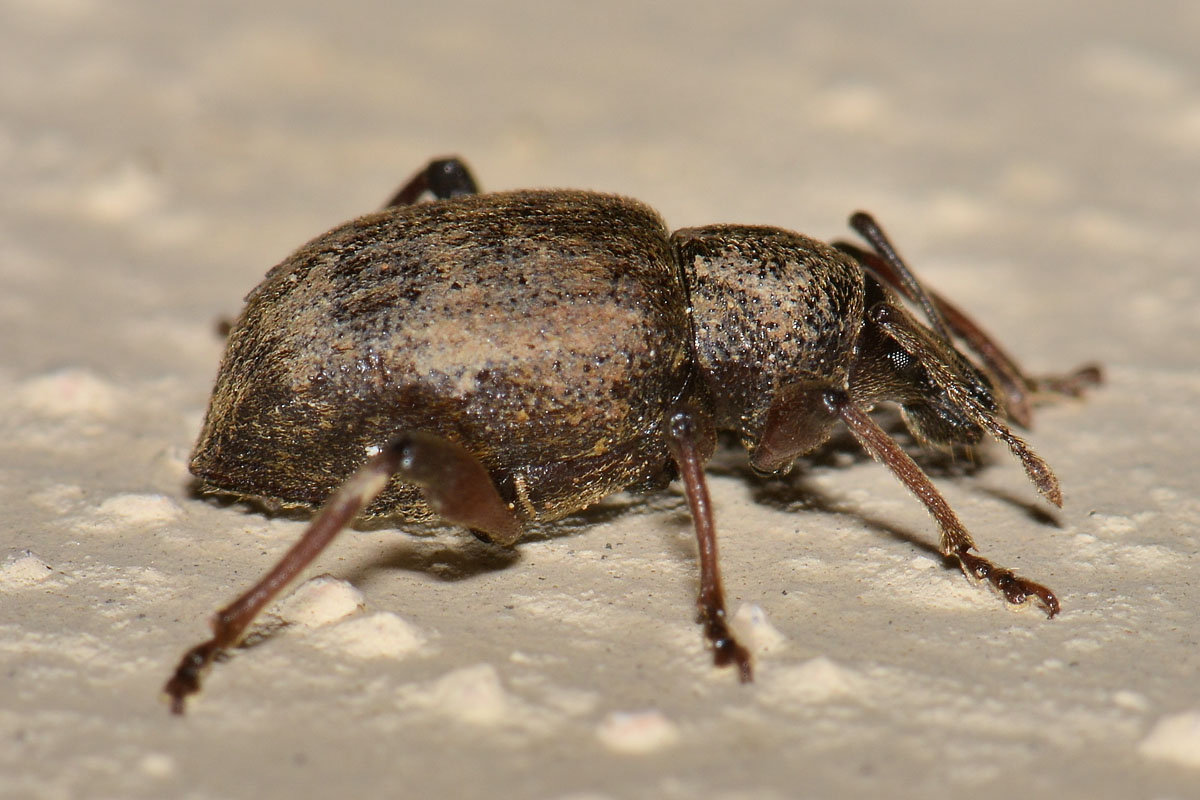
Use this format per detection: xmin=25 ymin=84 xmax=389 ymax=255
xmin=187 ymin=409 xmax=1058 ymax=591
xmin=342 ymin=501 xmax=642 ymax=587
xmin=187 ymin=479 xmax=651 ymax=588
xmin=187 ymin=482 xmax=320 ymax=522
xmin=705 ymin=420 xmax=1060 ymax=559
xmin=711 ymin=460 xmax=946 ymax=559
xmin=339 ymin=532 xmax=520 ymax=586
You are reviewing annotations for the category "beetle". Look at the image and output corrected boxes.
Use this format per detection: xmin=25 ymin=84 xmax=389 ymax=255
xmin=164 ymin=157 xmax=1100 ymax=713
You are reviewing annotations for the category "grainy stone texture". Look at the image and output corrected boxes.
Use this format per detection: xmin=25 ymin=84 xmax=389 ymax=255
xmin=1 ymin=1 xmax=1197 ymax=798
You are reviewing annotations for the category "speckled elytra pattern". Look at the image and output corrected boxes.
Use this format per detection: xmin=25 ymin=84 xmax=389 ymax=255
xmin=192 ymin=191 xmax=698 ymax=521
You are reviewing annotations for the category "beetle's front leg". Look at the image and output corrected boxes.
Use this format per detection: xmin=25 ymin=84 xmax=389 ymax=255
xmin=665 ymin=408 xmax=753 ymax=683
xmin=830 ymin=391 xmax=1060 ymax=617
xmin=164 ymin=432 xmax=521 ymax=714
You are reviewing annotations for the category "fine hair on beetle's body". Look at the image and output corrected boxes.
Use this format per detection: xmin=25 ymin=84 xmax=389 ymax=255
xmin=165 ymin=157 xmax=1100 ymax=713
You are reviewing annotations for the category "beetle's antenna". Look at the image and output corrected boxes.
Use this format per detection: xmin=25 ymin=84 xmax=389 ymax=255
xmin=870 ymin=303 xmax=1062 ymax=507
xmin=850 ymin=212 xmax=954 ymax=344
xmin=837 ymin=235 xmax=1104 ymax=429
xmin=836 ymin=238 xmax=1036 ymax=426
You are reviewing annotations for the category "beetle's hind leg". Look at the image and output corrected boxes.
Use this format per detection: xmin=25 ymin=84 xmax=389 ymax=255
xmin=384 ymin=157 xmax=479 ymax=208
xmin=827 ymin=391 xmax=1060 ymax=617
xmin=164 ymin=432 xmax=521 ymax=714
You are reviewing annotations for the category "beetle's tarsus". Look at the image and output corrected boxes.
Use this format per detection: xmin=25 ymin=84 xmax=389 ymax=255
xmin=698 ymin=605 xmax=754 ymax=682
xmin=164 ymin=641 xmax=218 ymax=715
xmin=956 ymin=548 xmax=1060 ymax=618
xmin=1032 ymin=362 xmax=1104 ymax=401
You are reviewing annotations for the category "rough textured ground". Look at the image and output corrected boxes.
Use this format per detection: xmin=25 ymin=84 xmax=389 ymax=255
xmin=2 ymin=1 xmax=1198 ymax=798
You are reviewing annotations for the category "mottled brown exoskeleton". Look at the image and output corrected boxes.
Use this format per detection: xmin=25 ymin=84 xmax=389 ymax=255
xmin=165 ymin=157 xmax=1100 ymax=713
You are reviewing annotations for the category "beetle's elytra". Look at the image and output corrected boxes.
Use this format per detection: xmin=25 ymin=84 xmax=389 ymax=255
xmin=165 ymin=157 xmax=1100 ymax=713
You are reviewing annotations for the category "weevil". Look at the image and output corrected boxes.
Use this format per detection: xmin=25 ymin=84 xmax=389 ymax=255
xmin=165 ymin=157 xmax=1100 ymax=712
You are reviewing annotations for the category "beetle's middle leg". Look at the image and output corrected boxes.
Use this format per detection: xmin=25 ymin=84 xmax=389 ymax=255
xmin=164 ymin=431 xmax=521 ymax=714
xmin=665 ymin=408 xmax=753 ymax=683
xmin=827 ymin=390 xmax=1060 ymax=617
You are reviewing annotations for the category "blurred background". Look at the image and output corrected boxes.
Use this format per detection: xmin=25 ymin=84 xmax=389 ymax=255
xmin=2 ymin=1 xmax=1198 ymax=798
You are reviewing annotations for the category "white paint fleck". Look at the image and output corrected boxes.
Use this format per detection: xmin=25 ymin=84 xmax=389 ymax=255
xmin=866 ymin=561 xmax=984 ymax=613
xmin=1116 ymin=543 xmax=1181 ymax=570
xmin=596 ymin=709 xmax=680 ymax=754
xmin=1080 ymin=45 xmax=1184 ymax=100
xmin=730 ymin=602 xmax=786 ymax=654
xmin=100 ymin=492 xmax=181 ymax=521
xmin=1138 ymin=710 xmax=1200 ymax=768
xmin=925 ymin=192 xmax=993 ymax=235
xmin=28 ymin=483 xmax=85 ymax=512
xmin=82 ymin=160 xmax=165 ymax=222
xmin=314 ymin=612 xmax=425 ymax=659
xmin=1149 ymin=486 xmax=1178 ymax=504
xmin=1113 ymin=690 xmax=1150 ymax=712
xmin=90 ymin=493 xmax=182 ymax=528
xmin=1036 ymin=658 xmax=1066 ymax=674
xmin=1090 ymin=513 xmax=1139 ymax=536
xmin=1071 ymin=530 xmax=1182 ymax=571
xmin=275 ymin=575 xmax=365 ymax=628
xmin=509 ymin=650 xmax=536 ymax=665
xmin=998 ymin=161 xmax=1069 ymax=204
xmin=399 ymin=664 xmax=512 ymax=726
xmin=1068 ymin=208 xmax=1151 ymax=252
xmin=813 ymin=83 xmax=888 ymax=130
xmin=0 ymin=550 xmax=54 ymax=587
xmin=16 ymin=368 xmax=120 ymax=418
xmin=537 ymin=684 xmax=600 ymax=718
xmin=138 ymin=752 xmax=176 ymax=779
xmin=762 ymin=656 xmax=863 ymax=704
xmin=151 ymin=444 xmax=193 ymax=481
xmin=1063 ymin=637 xmax=1103 ymax=654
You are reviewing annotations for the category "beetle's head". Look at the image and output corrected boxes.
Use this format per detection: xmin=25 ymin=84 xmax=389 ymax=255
xmin=674 ymin=223 xmax=1051 ymax=496
xmin=847 ymin=275 xmax=998 ymax=450
xmin=742 ymin=275 xmax=1001 ymax=475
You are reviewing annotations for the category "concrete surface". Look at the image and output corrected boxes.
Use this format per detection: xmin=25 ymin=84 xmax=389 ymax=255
xmin=2 ymin=1 xmax=1198 ymax=798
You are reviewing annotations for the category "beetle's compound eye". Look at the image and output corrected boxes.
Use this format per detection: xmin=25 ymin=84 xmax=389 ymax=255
xmin=849 ymin=303 xmax=927 ymax=405
xmin=883 ymin=344 xmax=917 ymax=374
